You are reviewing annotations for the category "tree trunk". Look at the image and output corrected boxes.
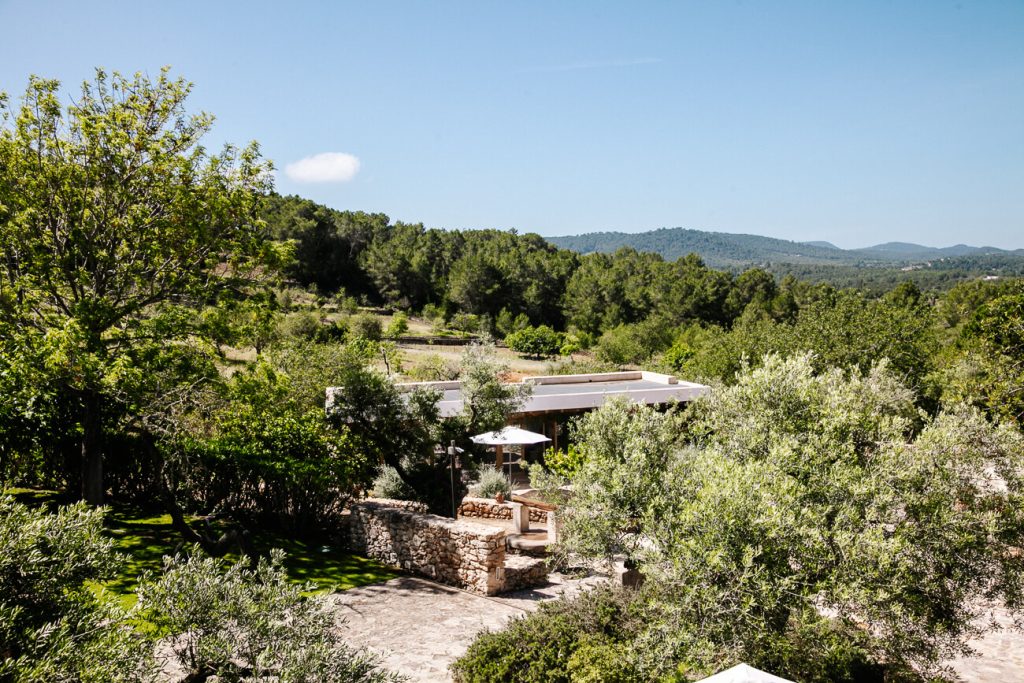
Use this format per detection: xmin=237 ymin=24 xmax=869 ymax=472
xmin=80 ymin=395 xmax=104 ymax=505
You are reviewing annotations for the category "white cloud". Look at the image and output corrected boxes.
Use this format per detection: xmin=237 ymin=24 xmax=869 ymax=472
xmin=284 ymin=152 xmax=361 ymax=183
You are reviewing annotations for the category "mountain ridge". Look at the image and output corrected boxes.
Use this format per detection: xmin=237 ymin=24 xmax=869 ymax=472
xmin=547 ymin=227 xmax=1022 ymax=269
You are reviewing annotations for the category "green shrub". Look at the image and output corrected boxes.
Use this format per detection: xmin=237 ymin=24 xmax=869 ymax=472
xmin=371 ymin=465 xmax=413 ymax=500
xmin=595 ymin=319 xmax=674 ymax=366
xmin=385 ymin=312 xmax=410 ymax=337
xmin=403 ymin=353 xmax=460 ymax=381
xmin=451 ymin=586 xmax=637 ymax=683
xmin=542 ymin=445 xmax=587 ymax=479
xmin=468 ymin=467 xmax=511 ymax=499
xmin=449 ymin=312 xmax=482 ymax=334
xmin=350 ymin=313 xmax=383 ymax=341
xmin=505 ymin=325 xmax=563 ymax=359
xmin=137 ymin=549 xmax=402 ymax=682
xmin=278 ymin=310 xmax=323 ymax=341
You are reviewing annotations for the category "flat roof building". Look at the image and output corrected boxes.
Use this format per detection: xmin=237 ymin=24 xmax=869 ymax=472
xmin=395 ymin=370 xmax=709 ymax=419
xmin=326 ymin=370 xmax=709 ymax=479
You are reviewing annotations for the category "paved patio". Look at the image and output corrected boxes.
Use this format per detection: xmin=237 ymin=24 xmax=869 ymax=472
xmin=331 ymin=575 xmax=1024 ymax=683
xmin=329 ymin=573 xmax=603 ymax=682
xmin=946 ymin=603 xmax=1024 ymax=682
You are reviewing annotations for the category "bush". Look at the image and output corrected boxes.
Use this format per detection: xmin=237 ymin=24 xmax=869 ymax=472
xmin=0 ymin=497 xmax=151 ymax=681
xmin=595 ymin=319 xmax=674 ymax=366
xmin=278 ymin=310 xmax=323 ymax=341
xmin=371 ymin=465 xmax=414 ymax=500
xmin=350 ymin=312 xmax=383 ymax=341
xmin=496 ymin=309 xmax=531 ymax=337
xmin=403 ymin=353 xmax=460 ymax=381
xmin=137 ymin=549 xmax=402 ymax=683
xmin=468 ymin=467 xmax=512 ymax=500
xmin=543 ymin=357 xmax=619 ymax=376
xmin=451 ymin=586 xmax=638 ymax=683
xmin=449 ymin=312 xmax=482 ymax=335
xmin=542 ymin=445 xmax=587 ymax=479
xmin=505 ymin=325 xmax=563 ymax=359
xmin=385 ymin=312 xmax=410 ymax=337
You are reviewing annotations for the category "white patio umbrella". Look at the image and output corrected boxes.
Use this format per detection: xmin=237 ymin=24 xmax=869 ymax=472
xmin=470 ymin=427 xmax=551 ymax=480
xmin=696 ymin=664 xmax=794 ymax=683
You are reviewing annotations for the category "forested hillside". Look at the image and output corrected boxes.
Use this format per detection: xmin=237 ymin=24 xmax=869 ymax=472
xmin=547 ymin=226 xmax=1024 ymax=286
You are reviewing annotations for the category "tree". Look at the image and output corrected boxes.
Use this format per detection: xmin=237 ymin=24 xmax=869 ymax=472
xmin=136 ymin=550 xmax=403 ymax=683
xmin=0 ymin=496 xmax=402 ymax=683
xmin=946 ymin=285 xmax=1024 ymax=424
xmin=505 ymin=325 xmax=563 ymax=359
xmin=559 ymin=355 xmax=1024 ymax=679
xmin=0 ymin=69 xmax=274 ymax=503
xmin=0 ymin=496 xmax=150 ymax=681
xmin=457 ymin=343 xmax=531 ymax=435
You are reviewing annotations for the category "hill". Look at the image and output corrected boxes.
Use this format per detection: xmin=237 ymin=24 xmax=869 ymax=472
xmin=548 ymin=227 xmax=1022 ymax=270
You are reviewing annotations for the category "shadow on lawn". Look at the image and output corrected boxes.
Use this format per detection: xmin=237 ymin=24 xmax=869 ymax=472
xmin=6 ymin=489 xmax=399 ymax=597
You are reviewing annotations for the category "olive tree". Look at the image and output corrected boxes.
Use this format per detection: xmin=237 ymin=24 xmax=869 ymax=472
xmin=0 ymin=497 xmax=151 ymax=682
xmin=561 ymin=355 xmax=1024 ymax=679
xmin=0 ymin=68 xmax=275 ymax=503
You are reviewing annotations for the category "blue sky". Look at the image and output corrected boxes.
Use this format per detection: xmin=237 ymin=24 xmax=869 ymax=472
xmin=1 ymin=1 xmax=1022 ymax=248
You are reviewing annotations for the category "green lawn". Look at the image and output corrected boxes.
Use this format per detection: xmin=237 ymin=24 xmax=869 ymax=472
xmin=7 ymin=489 xmax=399 ymax=599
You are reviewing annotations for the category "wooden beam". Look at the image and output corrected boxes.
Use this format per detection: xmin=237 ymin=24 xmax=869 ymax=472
xmin=511 ymin=494 xmax=558 ymax=512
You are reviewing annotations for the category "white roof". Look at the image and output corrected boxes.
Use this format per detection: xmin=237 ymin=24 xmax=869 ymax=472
xmin=381 ymin=371 xmax=710 ymax=418
xmin=697 ymin=664 xmax=794 ymax=683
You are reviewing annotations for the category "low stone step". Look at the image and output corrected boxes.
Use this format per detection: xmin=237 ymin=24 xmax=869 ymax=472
xmin=501 ymin=554 xmax=548 ymax=592
xmin=506 ymin=532 xmax=551 ymax=557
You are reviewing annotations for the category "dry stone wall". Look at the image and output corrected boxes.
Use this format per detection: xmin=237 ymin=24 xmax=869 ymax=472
xmin=349 ymin=498 xmax=507 ymax=595
xmin=459 ymin=496 xmax=546 ymax=524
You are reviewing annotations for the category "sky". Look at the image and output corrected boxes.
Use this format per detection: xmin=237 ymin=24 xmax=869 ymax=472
xmin=1 ymin=1 xmax=1022 ymax=249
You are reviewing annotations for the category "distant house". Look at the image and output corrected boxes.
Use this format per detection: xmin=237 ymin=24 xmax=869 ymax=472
xmin=394 ymin=371 xmax=710 ymax=471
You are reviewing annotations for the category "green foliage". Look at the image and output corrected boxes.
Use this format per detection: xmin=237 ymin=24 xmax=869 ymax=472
xmin=677 ymin=290 xmax=939 ymax=398
xmin=950 ymin=285 xmax=1024 ymax=424
xmin=595 ymin=318 xmax=675 ymax=366
xmin=179 ymin=403 xmax=367 ymax=532
xmin=560 ymin=397 xmax=682 ymax=564
xmin=505 ymin=325 xmax=563 ymax=359
xmin=558 ymin=355 xmax=1024 ymax=678
xmin=370 ymin=465 xmax=414 ymax=500
xmin=450 ymin=586 xmax=638 ymax=683
xmin=384 ymin=312 xmax=410 ymax=337
xmin=458 ymin=344 xmax=531 ymax=435
xmin=0 ymin=497 xmax=150 ymax=682
xmin=541 ymin=445 xmax=587 ymax=479
xmin=403 ymin=353 xmax=460 ymax=381
xmin=468 ymin=468 xmax=512 ymax=500
xmin=525 ymin=462 xmax=568 ymax=507
xmin=496 ymin=309 xmax=531 ymax=337
xmin=136 ymin=549 xmax=403 ymax=683
xmin=0 ymin=68 xmax=275 ymax=503
xmin=542 ymin=357 xmax=620 ymax=376
xmin=350 ymin=312 xmax=384 ymax=341
xmin=278 ymin=310 xmax=324 ymax=342
xmin=448 ymin=312 xmax=483 ymax=335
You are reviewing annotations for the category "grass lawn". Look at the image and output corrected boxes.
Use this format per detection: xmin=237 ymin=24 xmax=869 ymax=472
xmin=6 ymin=489 xmax=399 ymax=600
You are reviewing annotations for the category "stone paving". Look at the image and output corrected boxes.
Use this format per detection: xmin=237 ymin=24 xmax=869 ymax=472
xmin=332 ymin=574 xmax=1024 ymax=683
xmin=329 ymin=573 xmax=604 ymax=682
xmin=945 ymin=603 xmax=1024 ymax=682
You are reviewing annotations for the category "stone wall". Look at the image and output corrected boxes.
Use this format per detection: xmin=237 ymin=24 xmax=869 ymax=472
xmin=459 ymin=496 xmax=547 ymax=524
xmin=350 ymin=498 xmax=508 ymax=595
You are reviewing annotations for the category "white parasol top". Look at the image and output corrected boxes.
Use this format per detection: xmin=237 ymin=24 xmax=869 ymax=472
xmin=697 ymin=664 xmax=794 ymax=683
xmin=470 ymin=426 xmax=551 ymax=446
